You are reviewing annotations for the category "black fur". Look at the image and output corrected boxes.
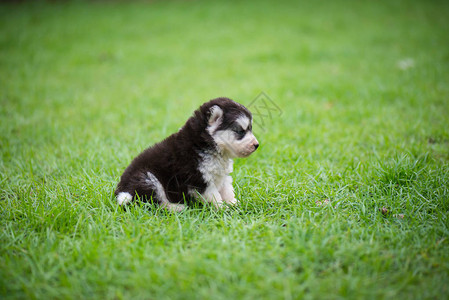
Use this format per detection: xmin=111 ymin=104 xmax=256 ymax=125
xmin=115 ymin=97 xmax=252 ymax=206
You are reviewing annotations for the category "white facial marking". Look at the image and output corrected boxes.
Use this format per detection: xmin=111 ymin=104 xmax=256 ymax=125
xmin=235 ymin=115 xmax=250 ymax=130
xmin=211 ymin=114 xmax=258 ymax=158
xmin=116 ymin=192 xmax=132 ymax=206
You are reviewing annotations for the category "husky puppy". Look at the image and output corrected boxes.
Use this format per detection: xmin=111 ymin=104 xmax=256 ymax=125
xmin=115 ymin=97 xmax=259 ymax=212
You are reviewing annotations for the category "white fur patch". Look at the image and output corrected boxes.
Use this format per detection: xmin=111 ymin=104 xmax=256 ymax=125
xmin=116 ymin=192 xmax=132 ymax=206
xmin=198 ymin=151 xmax=233 ymax=183
xmin=196 ymin=151 xmax=236 ymax=208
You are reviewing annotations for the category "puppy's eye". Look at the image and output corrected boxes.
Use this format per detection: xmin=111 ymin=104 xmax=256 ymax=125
xmin=233 ymin=127 xmax=246 ymax=137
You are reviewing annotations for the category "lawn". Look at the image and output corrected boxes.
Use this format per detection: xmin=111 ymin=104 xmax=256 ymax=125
xmin=1 ymin=0 xmax=449 ymax=299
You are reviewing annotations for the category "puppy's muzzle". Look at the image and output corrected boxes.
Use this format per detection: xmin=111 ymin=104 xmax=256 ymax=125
xmin=248 ymin=138 xmax=259 ymax=155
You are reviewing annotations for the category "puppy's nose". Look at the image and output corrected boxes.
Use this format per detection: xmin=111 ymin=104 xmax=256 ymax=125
xmin=254 ymin=143 xmax=259 ymax=150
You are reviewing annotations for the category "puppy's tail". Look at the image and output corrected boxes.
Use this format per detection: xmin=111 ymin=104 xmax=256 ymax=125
xmin=116 ymin=191 xmax=133 ymax=206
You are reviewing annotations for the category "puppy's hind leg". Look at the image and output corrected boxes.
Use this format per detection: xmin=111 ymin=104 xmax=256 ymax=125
xmin=160 ymin=202 xmax=186 ymax=212
xmin=145 ymin=171 xmax=186 ymax=212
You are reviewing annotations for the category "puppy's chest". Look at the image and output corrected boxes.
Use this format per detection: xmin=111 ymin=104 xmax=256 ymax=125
xmin=198 ymin=153 xmax=233 ymax=184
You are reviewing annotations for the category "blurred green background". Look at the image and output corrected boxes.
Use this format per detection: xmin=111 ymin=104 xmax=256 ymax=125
xmin=1 ymin=0 xmax=448 ymax=299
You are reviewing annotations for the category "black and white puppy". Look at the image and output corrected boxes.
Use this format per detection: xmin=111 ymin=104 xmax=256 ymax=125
xmin=115 ymin=97 xmax=259 ymax=212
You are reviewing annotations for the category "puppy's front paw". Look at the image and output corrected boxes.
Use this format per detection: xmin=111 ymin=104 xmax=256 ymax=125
xmin=225 ymin=198 xmax=239 ymax=206
xmin=212 ymin=199 xmax=225 ymax=209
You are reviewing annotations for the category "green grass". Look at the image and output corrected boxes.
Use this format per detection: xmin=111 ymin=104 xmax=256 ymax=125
xmin=1 ymin=0 xmax=449 ymax=299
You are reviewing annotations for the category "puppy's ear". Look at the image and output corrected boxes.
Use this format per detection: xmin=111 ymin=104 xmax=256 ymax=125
xmin=208 ymin=105 xmax=223 ymax=126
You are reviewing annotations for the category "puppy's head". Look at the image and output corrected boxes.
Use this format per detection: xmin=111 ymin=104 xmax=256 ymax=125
xmin=202 ymin=98 xmax=259 ymax=158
